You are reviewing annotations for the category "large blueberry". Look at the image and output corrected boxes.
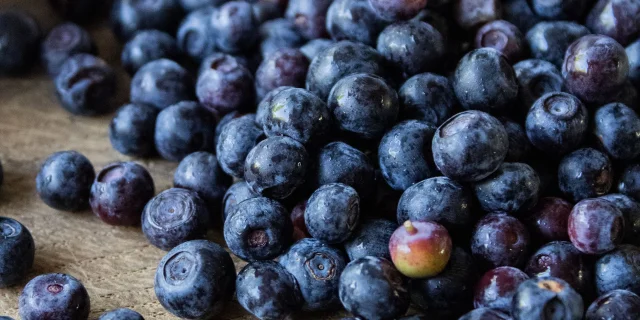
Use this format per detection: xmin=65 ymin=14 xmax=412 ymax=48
xmin=618 ymin=163 xmax=640 ymax=201
xmin=593 ymin=102 xmax=640 ymax=160
xmin=306 ymin=41 xmax=383 ymax=100
xmin=211 ymin=1 xmax=258 ymax=53
xmin=263 ymin=87 xmax=331 ymax=145
xmin=279 ymin=238 xmax=347 ymax=310
xmin=397 ymin=176 xmax=474 ymax=232
xmin=142 ymin=188 xmax=210 ymax=250
xmin=109 ymin=103 xmax=158 ymax=157
xmin=339 ymin=256 xmax=410 ymax=320
xmin=41 ymin=22 xmax=96 ymax=76
xmin=432 ymin=110 xmax=509 ymax=182
xmin=236 ymin=261 xmax=302 ymax=319
xmin=121 ymin=30 xmax=180 ymax=75
xmin=526 ymin=21 xmax=590 ymax=68
xmin=244 ymin=136 xmax=308 ymax=199
xmin=216 ymin=114 xmax=264 ymax=178
xmin=36 ymin=151 xmax=95 ymax=212
xmin=525 ymin=241 xmax=592 ymax=296
xmin=154 ymin=240 xmax=236 ymax=319
xmin=378 ymin=120 xmax=436 ymax=191
xmin=19 ymin=273 xmax=90 ymax=320
xmin=315 ymin=141 xmax=375 ymax=201
xmin=600 ymin=193 xmax=640 ymax=246
xmin=176 ymin=7 xmax=217 ymax=62
xmin=0 ymin=217 xmax=34 ymax=288
xmin=305 ymin=183 xmax=360 ymax=244
xmin=569 ymin=198 xmax=624 ymax=255
xmin=327 ymin=73 xmax=399 ymax=140
xmin=595 ymin=245 xmax=640 ymax=296
xmin=325 ymin=0 xmax=387 ymax=46
xmin=222 ymin=181 xmax=259 ymax=222
xmin=586 ymin=290 xmax=640 ymax=320
xmin=130 ymin=59 xmax=194 ymax=110
xmin=513 ymin=59 xmax=564 ymax=113
xmin=224 ymin=197 xmax=292 ymax=261
xmin=511 ymin=277 xmax=584 ymax=320
xmin=473 ymin=162 xmax=540 ymax=213
xmin=558 ymin=148 xmax=613 ymax=202
xmin=0 ymin=11 xmax=40 ymax=75
xmin=525 ymin=92 xmax=588 ymax=156
xmin=343 ymin=219 xmax=397 ymax=261
xmin=398 ymin=73 xmax=457 ymax=127
xmin=471 ymin=213 xmax=530 ymax=269
xmin=154 ymin=101 xmax=216 ymax=162
xmin=255 ymin=48 xmax=309 ymax=100
xmin=111 ymin=0 xmax=184 ymax=40
xmin=196 ymin=53 xmax=255 ymax=116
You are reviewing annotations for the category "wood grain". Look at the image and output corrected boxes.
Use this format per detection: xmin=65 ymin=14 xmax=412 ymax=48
xmin=0 ymin=1 xmax=347 ymax=319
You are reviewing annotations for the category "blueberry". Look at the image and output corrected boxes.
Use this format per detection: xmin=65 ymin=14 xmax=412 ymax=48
xmin=411 ymin=9 xmax=451 ymax=39
xmin=326 ymin=0 xmax=388 ymax=46
xmin=19 ymin=273 xmax=90 ymax=320
xmin=252 ymin=1 xmax=284 ymax=24
xmin=563 ymin=35 xmax=629 ymax=105
xmin=558 ymin=148 xmax=613 ymax=202
xmin=368 ymin=0 xmax=427 ymax=21
xmin=618 ymin=164 xmax=640 ymax=201
xmin=339 ymin=256 xmax=410 ymax=320
xmin=471 ymin=213 xmax=530 ymax=269
xmin=196 ymin=54 xmax=255 ymax=116
xmin=154 ymin=240 xmax=236 ymax=319
xmin=131 ymin=59 xmax=194 ymax=110
xmin=224 ymin=197 xmax=292 ymax=260
xmin=453 ymin=48 xmax=518 ymax=113
xmin=279 ymin=238 xmax=348 ymax=310
xmin=36 ymin=151 xmax=95 ymax=212
xmin=41 ymin=22 xmax=96 ymax=76
xmin=304 ymin=183 xmax=360 ymax=244
xmin=344 ymin=219 xmax=396 ymax=260
xmin=474 ymin=163 xmax=540 ymax=213
xmin=526 ymin=21 xmax=590 ymax=68
xmin=179 ymin=0 xmax=227 ymax=11
xmin=263 ymin=87 xmax=331 ymax=145
xmin=569 ymin=198 xmax=624 ymax=255
xmin=628 ymin=39 xmax=640 ymax=88
xmin=500 ymin=118 xmax=532 ymax=162
xmin=214 ymin=110 xmax=243 ymax=146
xmin=595 ymin=245 xmax=640 ymax=296
xmin=378 ymin=120 xmax=436 ymax=191
xmin=154 ymin=101 xmax=215 ymax=161
xmin=503 ymin=0 xmax=540 ymax=33
xmin=306 ymin=41 xmax=383 ymax=100
xmin=521 ymin=197 xmax=572 ymax=243
xmin=398 ymin=73 xmax=457 ymax=127
xmin=49 ymin=0 xmax=112 ymax=23
xmin=315 ymin=141 xmax=375 ymax=201
xmin=255 ymin=86 xmax=294 ymax=128
xmin=475 ymin=20 xmax=527 ymax=63
xmin=258 ymin=18 xmax=305 ymax=58
xmin=586 ymin=290 xmax=640 ymax=320
xmin=593 ymin=103 xmax=640 ymax=160
xmin=300 ymin=39 xmax=334 ymax=60
xmin=586 ymin=0 xmax=640 ymax=46
xmin=236 ymin=261 xmax=302 ymax=319
xmin=109 ymin=103 xmax=159 ymax=157
xmin=600 ymin=193 xmax=640 ymax=246
xmin=397 ymin=176 xmax=473 ymax=233
xmin=525 ymin=241 xmax=592 ymax=295
xmin=328 ymin=73 xmax=399 ymax=140
xmin=459 ymin=308 xmax=511 ymax=320
xmin=285 ymin=0 xmax=333 ymax=40
xmin=410 ymin=247 xmax=477 ymax=319
xmin=216 ymin=114 xmax=264 ymax=178
xmin=513 ymin=59 xmax=564 ymax=113
xmin=54 ymin=54 xmax=117 ymax=116
xmin=0 ymin=11 xmax=41 ymax=75
xmin=98 ymin=309 xmax=144 ymax=320
xmin=121 ymin=30 xmax=180 ymax=75
xmin=142 ymin=188 xmax=210 ymax=250
xmin=453 ymin=0 xmax=501 ymax=30
xmin=244 ymin=136 xmax=308 ymax=199
xmin=211 ymin=1 xmax=258 ymax=53
xmin=111 ymin=0 xmax=184 ymax=40
xmin=176 ymin=7 xmax=217 ymax=62
xmin=174 ymin=151 xmax=230 ymax=221
xmin=511 ymin=277 xmax=584 ymax=320
xmin=255 ymin=48 xmax=309 ymax=100
xmin=432 ymin=110 xmax=509 ymax=182
xmin=530 ymin=0 xmax=591 ymax=21
xmin=0 ymin=217 xmax=34 ymax=288
xmin=222 ymin=180 xmax=259 ymax=221
xmin=377 ymin=20 xmax=445 ymax=78
xmin=474 ymin=266 xmax=529 ymax=312
xmin=90 ymin=162 xmax=155 ymax=226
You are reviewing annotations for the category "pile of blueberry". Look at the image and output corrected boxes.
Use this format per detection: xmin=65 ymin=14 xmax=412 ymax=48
xmin=2 ymin=0 xmax=640 ymax=319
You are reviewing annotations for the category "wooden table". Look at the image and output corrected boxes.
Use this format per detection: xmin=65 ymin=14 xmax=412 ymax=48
xmin=0 ymin=1 xmax=345 ymax=319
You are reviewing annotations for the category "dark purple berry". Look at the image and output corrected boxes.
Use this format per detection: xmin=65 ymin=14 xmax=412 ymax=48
xmin=0 ymin=217 xmax=35 ymax=288
xmin=130 ymin=59 xmax=194 ymax=111
xmin=558 ymin=148 xmax=613 ymax=202
xmin=475 ymin=20 xmax=527 ymax=62
xmin=19 ymin=273 xmax=90 ymax=320
xmin=41 ymin=22 xmax=96 ymax=76
xmin=569 ymin=198 xmax=625 ymax=254
xmin=109 ymin=103 xmax=159 ymax=157
xmin=36 ymin=151 xmax=95 ymax=212
xmin=121 ymin=30 xmax=180 ymax=75
xmin=474 ymin=266 xmax=529 ymax=312
xmin=471 ymin=213 xmax=530 ymax=269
